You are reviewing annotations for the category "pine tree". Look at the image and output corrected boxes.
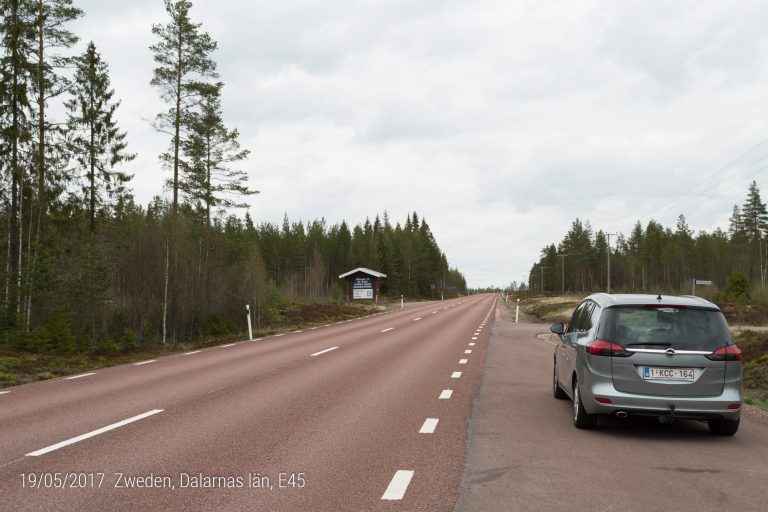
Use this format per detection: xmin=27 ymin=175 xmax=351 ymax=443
xmin=0 ymin=0 xmax=36 ymax=330
xmin=180 ymin=81 xmax=255 ymax=239
xmin=150 ymin=0 xmax=217 ymax=344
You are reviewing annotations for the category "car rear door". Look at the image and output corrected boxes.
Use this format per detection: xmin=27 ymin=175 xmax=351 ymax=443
xmin=605 ymin=306 xmax=728 ymax=397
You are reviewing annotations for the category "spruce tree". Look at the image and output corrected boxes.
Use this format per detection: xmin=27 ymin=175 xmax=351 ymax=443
xmin=66 ymin=41 xmax=134 ymax=234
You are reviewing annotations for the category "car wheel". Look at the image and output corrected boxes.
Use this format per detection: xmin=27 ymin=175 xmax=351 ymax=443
xmin=572 ymin=376 xmax=597 ymax=429
xmin=553 ymin=359 xmax=567 ymax=399
xmin=708 ymin=418 xmax=739 ymax=436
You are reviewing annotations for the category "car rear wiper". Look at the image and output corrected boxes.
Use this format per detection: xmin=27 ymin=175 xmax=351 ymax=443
xmin=625 ymin=342 xmax=672 ymax=347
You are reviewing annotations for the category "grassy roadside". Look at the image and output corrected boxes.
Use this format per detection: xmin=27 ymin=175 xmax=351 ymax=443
xmin=0 ymin=302 xmax=377 ymax=390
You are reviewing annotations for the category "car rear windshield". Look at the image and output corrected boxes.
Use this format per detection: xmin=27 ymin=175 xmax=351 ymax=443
xmin=599 ymin=306 xmax=732 ymax=351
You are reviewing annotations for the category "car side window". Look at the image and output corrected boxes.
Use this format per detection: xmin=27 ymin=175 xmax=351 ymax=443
xmin=566 ymin=302 xmax=587 ymax=334
xmin=588 ymin=303 xmax=602 ymax=336
xmin=578 ymin=301 xmax=596 ymax=335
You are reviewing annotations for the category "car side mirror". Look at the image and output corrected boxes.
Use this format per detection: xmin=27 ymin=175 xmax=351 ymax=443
xmin=550 ymin=323 xmax=564 ymax=335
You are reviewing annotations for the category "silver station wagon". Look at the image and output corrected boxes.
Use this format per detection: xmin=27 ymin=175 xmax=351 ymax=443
xmin=550 ymin=294 xmax=742 ymax=435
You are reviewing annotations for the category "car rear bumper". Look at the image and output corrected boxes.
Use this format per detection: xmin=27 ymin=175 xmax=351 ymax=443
xmin=583 ymin=380 xmax=742 ymax=421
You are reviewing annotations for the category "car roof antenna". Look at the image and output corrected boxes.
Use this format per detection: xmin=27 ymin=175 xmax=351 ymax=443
xmin=657 ymin=293 xmax=662 ymax=301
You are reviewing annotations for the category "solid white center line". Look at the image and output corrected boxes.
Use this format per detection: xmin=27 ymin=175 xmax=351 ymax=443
xmin=26 ymin=409 xmax=165 ymax=457
xmin=469 ymin=342 xmax=475 ymax=346
xmin=311 ymin=346 xmax=339 ymax=357
xmin=183 ymin=350 xmax=201 ymax=356
xmin=419 ymin=418 xmax=439 ymax=434
xmin=380 ymin=327 xmax=394 ymax=333
xmin=451 ymin=371 xmax=462 ymax=379
xmin=381 ymin=470 xmax=415 ymax=501
xmin=439 ymin=389 xmax=453 ymax=399
xmin=132 ymin=360 xmax=156 ymax=366
xmin=65 ymin=373 xmax=96 ymax=380
xmin=465 ymin=350 xmax=472 ymax=354
xmin=413 ymin=317 xmax=421 ymax=321
xmin=459 ymin=359 xmax=468 ymax=364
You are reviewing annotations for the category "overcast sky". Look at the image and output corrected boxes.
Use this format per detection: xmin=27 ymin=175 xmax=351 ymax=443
xmin=67 ymin=0 xmax=768 ymax=288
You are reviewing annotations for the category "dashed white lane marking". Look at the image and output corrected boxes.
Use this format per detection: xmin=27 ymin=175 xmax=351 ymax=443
xmin=311 ymin=346 xmax=339 ymax=357
xmin=451 ymin=372 xmax=462 ymax=379
xmin=221 ymin=343 xmax=236 ymax=348
xmin=419 ymin=418 xmax=439 ymax=434
xmin=469 ymin=342 xmax=475 ymax=346
xmin=133 ymin=360 xmax=156 ymax=366
xmin=439 ymin=389 xmax=453 ymax=399
xmin=381 ymin=470 xmax=415 ymax=501
xmin=432 ymin=311 xmax=438 ymax=314
xmin=380 ymin=327 xmax=394 ymax=333
xmin=65 ymin=373 xmax=96 ymax=380
xmin=26 ymin=409 xmax=165 ymax=457
xmin=465 ymin=350 xmax=472 ymax=354
xmin=459 ymin=359 xmax=468 ymax=364
xmin=413 ymin=317 xmax=422 ymax=321
xmin=183 ymin=350 xmax=202 ymax=356
xmin=472 ymin=337 xmax=478 ymax=340
xmin=0 ymin=391 xmax=10 ymax=395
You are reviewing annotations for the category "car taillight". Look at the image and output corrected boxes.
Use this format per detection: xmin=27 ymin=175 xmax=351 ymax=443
xmin=706 ymin=345 xmax=742 ymax=361
xmin=586 ymin=340 xmax=632 ymax=357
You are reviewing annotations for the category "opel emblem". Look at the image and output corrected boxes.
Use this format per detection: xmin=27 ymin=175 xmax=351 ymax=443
xmin=665 ymin=348 xmax=676 ymax=357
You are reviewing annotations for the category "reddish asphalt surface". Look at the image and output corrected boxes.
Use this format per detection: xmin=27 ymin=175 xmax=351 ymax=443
xmin=0 ymin=295 xmax=497 ymax=511
xmin=457 ymin=304 xmax=768 ymax=512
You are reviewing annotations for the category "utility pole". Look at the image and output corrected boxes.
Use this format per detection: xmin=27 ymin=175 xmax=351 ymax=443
xmin=540 ymin=266 xmax=550 ymax=292
xmin=606 ymin=233 xmax=618 ymax=294
xmin=557 ymin=253 xmax=576 ymax=293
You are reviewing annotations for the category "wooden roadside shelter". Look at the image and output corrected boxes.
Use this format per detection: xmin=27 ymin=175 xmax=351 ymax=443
xmin=339 ymin=267 xmax=387 ymax=304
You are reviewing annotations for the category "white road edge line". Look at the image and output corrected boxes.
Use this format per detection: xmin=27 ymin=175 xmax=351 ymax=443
xmin=26 ymin=409 xmax=164 ymax=457
xmin=65 ymin=373 xmax=96 ymax=380
xmin=459 ymin=359 xmax=468 ymax=364
xmin=132 ymin=360 xmax=156 ymax=366
xmin=311 ymin=346 xmax=339 ymax=357
xmin=381 ymin=470 xmax=415 ymax=500
xmin=451 ymin=371 xmax=462 ymax=379
xmin=439 ymin=389 xmax=453 ymax=399
xmin=221 ymin=343 xmax=236 ymax=348
xmin=0 ymin=390 xmax=10 ymax=395
xmin=183 ymin=350 xmax=201 ymax=356
xmin=419 ymin=418 xmax=439 ymax=434
xmin=380 ymin=327 xmax=394 ymax=333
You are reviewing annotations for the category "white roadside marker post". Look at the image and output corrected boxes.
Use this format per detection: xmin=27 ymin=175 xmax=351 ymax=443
xmin=246 ymin=304 xmax=254 ymax=340
xmin=515 ymin=298 xmax=520 ymax=324
xmin=401 ymin=295 xmax=404 ymax=310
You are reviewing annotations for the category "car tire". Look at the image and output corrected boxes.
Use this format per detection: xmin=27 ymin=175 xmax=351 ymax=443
xmin=553 ymin=360 xmax=567 ymax=399
xmin=708 ymin=418 xmax=739 ymax=436
xmin=572 ymin=376 xmax=597 ymax=429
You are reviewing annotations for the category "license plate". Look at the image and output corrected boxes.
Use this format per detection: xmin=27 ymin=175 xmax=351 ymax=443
xmin=643 ymin=367 xmax=695 ymax=382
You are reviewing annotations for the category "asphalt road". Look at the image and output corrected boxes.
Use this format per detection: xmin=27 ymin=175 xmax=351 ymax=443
xmin=457 ymin=303 xmax=768 ymax=512
xmin=0 ymin=295 xmax=497 ymax=512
